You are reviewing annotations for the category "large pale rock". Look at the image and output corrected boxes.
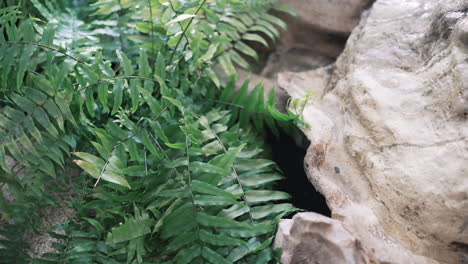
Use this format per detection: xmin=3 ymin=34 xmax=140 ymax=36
xmin=274 ymin=212 xmax=370 ymax=264
xmin=277 ymin=0 xmax=468 ymax=263
xmin=268 ymin=0 xmax=374 ymax=80
xmin=278 ymin=0 xmax=375 ymax=34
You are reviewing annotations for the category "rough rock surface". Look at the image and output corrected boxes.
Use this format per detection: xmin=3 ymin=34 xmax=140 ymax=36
xmin=276 ymin=0 xmax=468 ymax=263
xmin=29 ymin=197 xmax=75 ymax=257
xmin=278 ymin=0 xmax=375 ymax=34
xmin=261 ymin=48 xmax=335 ymax=79
xmin=261 ymin=0 xmax=375 ymax=79
xmin=275 ymin=213 xmax=369 ymax=264
xmin=274 ymin=212 xmax=369 ymax=264
xmin=272 ymin=0 xmax=373 ymax=67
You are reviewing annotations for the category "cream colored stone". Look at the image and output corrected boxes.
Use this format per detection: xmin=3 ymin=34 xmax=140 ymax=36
xmin=278 ymin=0 xmax=374 ymax=34
xmin=274 ymin=212 xmax=370 ymax=264
xmin=277 ymin=0 xmax=468 ymax=263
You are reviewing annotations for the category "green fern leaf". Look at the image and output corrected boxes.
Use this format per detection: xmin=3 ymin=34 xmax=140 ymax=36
xmin=199 ymin=229 xmax=248 ymax=247
xmin=196 ymin=212 xmax=248 ymax=228
xmin=176 ymin=244 xmax=202 ymax=264
xmin=201 ymin=246 xmax=232 ymax=264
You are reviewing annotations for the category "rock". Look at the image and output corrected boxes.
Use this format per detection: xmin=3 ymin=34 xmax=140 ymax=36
xmin=277 ymin=0 xmax=468 ymax=263
xmin=278 ymin=0 xmax=375 ymax=34
xmin=261 ymin=48 xmax=335 ymax=78
xmin=274 ymin=212 xmax=370 ymax=264
xmin=264 ymin=0 xmax=374 ymax=80
xmin=28 ymin=198 xmax=75 ymax=257
xmin=269 ymin=18 xmax=347 ymax=76
xmin=272 ymin=0 xmax=373 ymax=64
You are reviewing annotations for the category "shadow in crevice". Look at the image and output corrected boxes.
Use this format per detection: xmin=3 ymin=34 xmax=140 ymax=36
xmin=268 ymin=128 xmax=331 ymax=218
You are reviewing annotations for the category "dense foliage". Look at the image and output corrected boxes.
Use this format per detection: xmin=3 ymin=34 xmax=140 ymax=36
xmin=0 ymin=0 xmax=304 ymax=263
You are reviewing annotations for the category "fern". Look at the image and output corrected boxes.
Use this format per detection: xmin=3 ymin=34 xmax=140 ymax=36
xmin=42 ymin=106 xmax=295 ymax=263
xmin=29 ymin=0 xmax=138 ymax=61
xmin=0 ymin=1 xmax=303 ymax=263
xmin=90 ymin=0 xmax=291 ymax=84
xmin=217 ymin=75 xmax=309 ymax=137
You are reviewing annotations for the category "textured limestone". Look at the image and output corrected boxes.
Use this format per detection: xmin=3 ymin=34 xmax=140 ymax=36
xmin=264 ymin=0 xmax=375 ymax=81
xmin=278 ymin=0 xmax=375 ymax=34
xmin=274 ymin=212 xmax=369 ymax=264
xmin=276 ymin=0 xmax=468 ymax=263
xmin=260 ymin=0 xmax=374 ymax=80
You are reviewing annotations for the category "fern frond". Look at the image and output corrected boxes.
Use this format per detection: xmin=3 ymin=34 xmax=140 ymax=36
xmin=1 ymin=1 xmax=301 ymax=263
xmin=217 ymin=77 xmax=301 ymax=136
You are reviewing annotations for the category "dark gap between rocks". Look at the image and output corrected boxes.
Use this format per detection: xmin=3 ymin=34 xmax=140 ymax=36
xmin=267 ymin=128 xmax=331 ymax=218
xmin=243 ymin=10 xmax=350 ymax=220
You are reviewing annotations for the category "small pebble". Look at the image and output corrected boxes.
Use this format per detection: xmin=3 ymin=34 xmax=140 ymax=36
xmin=334 ymin=167 xmax=340 ymax=174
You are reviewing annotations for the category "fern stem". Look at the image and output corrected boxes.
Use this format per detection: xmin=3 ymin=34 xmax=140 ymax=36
xmin=168 ymin=0 xmax=207 ymax=63
xmin=184 ymin=132 xmax=203 ymax=251
xmin=93 ymin=107 xmax=168 ymax=188
xmin=144 ymin=147 xmax=148 ymax=177
xmin=117 ymin=0 xmax=125 ymax=52
xmin=211 ymin=15 xmax=266 ymax=61
xmin=150 ymin=133 xmax=185 ymax=185
xmin=1 ymin=41 xmax=88 ymax=65
xmin=93 ymin=153 xmax=111 ymax=188
xmin=146 ymin=0 xmax=156 ymax=58
xmin=206 ymin=121 xmax=255 ymax=223
xmin=210 ymin=99 xmax=292 ymax=121
xmin=75 ymin=75 xmax=156 ymax=93
xmin=185 ymin=135 xmax=195 ymax=200
xmin=208 ymin=99 xmax=245 ymax=108
xmin=0 ymin=163 xmax=23 ymax=188
xmin=168 ymin=0 xmax=190 ymax=45
xmin=114 ymin=106 xmax=168 ymax=147
xmin=0 ymin=100 xmax=46 ymax=147
xmin=185 ymin=134 xmax=197 ymax=207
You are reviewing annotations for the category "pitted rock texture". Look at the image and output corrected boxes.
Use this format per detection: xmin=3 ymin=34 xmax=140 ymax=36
xmin=275 ymin=213 xmax=370 ymax=264
xmin=277 ymin=0 xmax=468 ymax=263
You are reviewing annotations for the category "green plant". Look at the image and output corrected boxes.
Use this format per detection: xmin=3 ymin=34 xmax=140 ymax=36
xmin=0 ymin=1 xmax=303 ymax=263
